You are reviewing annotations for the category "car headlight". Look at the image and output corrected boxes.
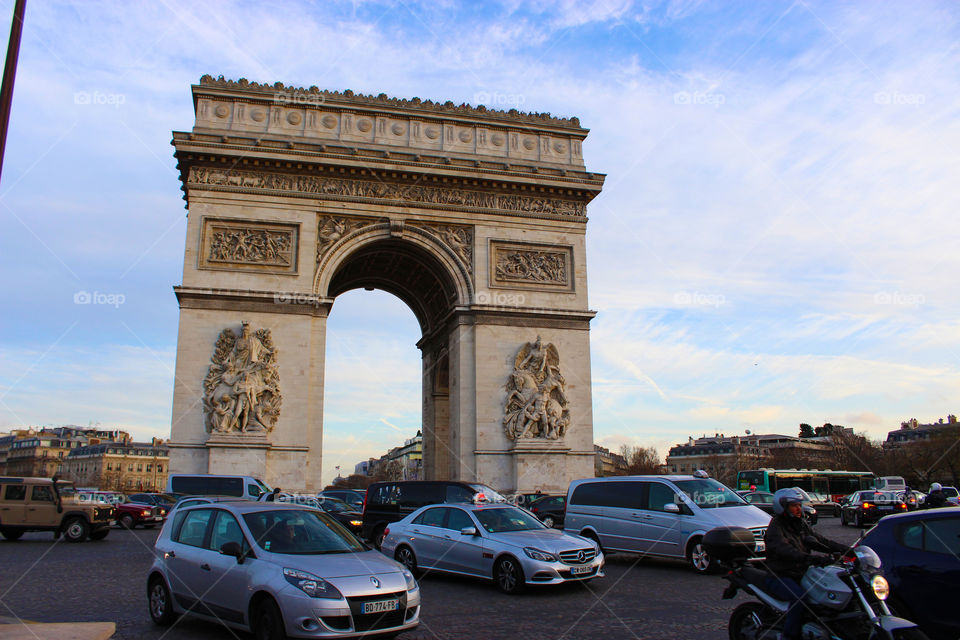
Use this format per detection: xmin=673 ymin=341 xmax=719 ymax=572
xmin=349 ymin=519 xmax=362 ymax=527
xmin=523 ymin=547 xmax=557 ymax=562
xmin=871 ymin=574 xmax=889 ymax=600
xmin=283 ymin=568 xmax=343 ymax=599
xmin=402 ymin=569 xmax=418 ymax=591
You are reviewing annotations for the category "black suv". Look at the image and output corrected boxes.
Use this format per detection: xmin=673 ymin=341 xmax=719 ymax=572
xmin=361 ymin=480 xmax=505 ymax=548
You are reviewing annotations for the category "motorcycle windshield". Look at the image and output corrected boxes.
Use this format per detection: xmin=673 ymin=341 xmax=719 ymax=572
xmin=854 ymin=545 xmax=882 ymax=570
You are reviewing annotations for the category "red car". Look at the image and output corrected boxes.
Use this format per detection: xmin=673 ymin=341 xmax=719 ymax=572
xmin=114 ymin=498 xmax=166 ymax=529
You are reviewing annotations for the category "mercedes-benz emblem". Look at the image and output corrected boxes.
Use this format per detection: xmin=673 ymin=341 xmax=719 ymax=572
xmin=370 ymin=576 xmax=382 ymax=589
xmin=576 ymin=550 xmax=586 ymax=563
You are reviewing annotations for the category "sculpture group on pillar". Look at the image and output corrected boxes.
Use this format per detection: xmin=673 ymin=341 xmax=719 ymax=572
xmin=503 ymin=336 xmax=570 ymax=441
xmin=202 ymin=321 xmax=282 ymax=435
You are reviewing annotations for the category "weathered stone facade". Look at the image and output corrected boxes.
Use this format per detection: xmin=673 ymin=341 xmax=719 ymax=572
xmin=168 ymin=76 xmax=605 ymax=493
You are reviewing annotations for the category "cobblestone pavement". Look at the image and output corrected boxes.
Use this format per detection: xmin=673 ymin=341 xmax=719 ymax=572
xmin=0 ymin=518 xmax=863 ymax=640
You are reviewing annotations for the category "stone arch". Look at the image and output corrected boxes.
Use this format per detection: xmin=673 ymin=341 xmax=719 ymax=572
xmin=314 ymin=223 xmax=472 ymax=336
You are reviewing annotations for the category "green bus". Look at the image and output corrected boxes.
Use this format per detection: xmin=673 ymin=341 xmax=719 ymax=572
xmin=737 ymin=469 xmax=875 ymax=503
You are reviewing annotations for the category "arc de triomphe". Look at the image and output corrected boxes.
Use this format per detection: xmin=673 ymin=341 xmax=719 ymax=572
xmin=167 ymin=75 xmax=605 ymax=493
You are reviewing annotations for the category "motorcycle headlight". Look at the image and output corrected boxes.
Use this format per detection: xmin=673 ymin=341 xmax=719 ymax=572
xmin=871 ymin=574 xmax=889 ymax=600
xmin=523 ymin=547 xmax=557 ymax=562
xmin=283 ymin=568 xmax=343 ymax=599
xmin=402 ymin=569 xmax=418 ymax=591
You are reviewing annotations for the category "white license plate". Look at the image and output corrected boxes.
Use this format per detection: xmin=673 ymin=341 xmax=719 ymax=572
xmin=755 ymin=542 xmax=766 ymax=553
xmin=571 ymin=565 xmax=593 ymax=575
xmin=154 ymin=516 xmax=164 ymax=521
xmin=879 ymin=506 xmax=893 ymax=511
xmin=362 ymin=599 xmax=399 ymax=614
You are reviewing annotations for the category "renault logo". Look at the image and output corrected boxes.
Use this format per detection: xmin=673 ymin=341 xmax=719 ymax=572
xmin=576 ymin=550 xmax=586 ymax=563
xmin=370 ymin=576 xmax=381 ymax=589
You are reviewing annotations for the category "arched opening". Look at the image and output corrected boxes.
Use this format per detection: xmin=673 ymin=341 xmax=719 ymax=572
xmin=320 ymin=236 xmax=461 ymax=486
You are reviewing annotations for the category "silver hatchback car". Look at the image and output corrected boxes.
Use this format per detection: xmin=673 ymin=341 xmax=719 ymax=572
xmin=381 ymin=503 xmax=604 ymax=594
xmin=147 ymin=502 xmax=420 ymax=639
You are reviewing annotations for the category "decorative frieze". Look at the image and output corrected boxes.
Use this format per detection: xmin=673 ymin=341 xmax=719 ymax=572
xmin=187 ymin=167 xmax=586 ymax=219
xmin=200 ymin=218 xmax=299 ymax=274
xmin=490 ymin=241 xmax=573 ymax=289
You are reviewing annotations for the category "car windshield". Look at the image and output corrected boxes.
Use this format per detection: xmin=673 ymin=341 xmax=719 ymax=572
xmin=866 ymin=491 xmax=900 ymax=502
xmin=474 ymin=506 xmax=545 ymax=533
xmin=243 ymin=509 xmax=364 ymax=555
xmin=469 ymin=484 xmax=508 ymax=503
xmin=943 ymin=487 xmax=959 ymax=498
xmin=674 ymin=479 xmax=747 ymax=508
xmin=319 ymin=499 xmax=351 ymax=513
xmin=55 ymin=484 xmax=76 ymax=497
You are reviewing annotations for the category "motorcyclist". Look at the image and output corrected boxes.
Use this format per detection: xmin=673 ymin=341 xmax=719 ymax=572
xmin=763 ymin=487 xmax=848 ymax=640
xmin=902 ymin=486 xmax=916 ymax=510
xmin=922 ymin=482 xmax=949 ymax=509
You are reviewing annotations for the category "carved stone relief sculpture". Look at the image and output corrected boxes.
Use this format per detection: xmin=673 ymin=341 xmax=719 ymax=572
xmin=203 ymin=321 xmax=282 ymax=435
xmin=200 ymin=218 xmax=299 ymax=274
xmin=317 ymin=215 xmax=378 ymax=262
xmin=496 ymin=249 xmax=567 ymax=285
xmin=503 ymin=336 xmax=570 ymax=441
xmin=410 ymin=222 xmax=473 ymax=274
xmin=188 ymin=167 xmax=586 ymax=218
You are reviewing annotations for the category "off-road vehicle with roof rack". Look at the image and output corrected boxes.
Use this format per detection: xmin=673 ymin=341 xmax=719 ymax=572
xmin=0 ymin=476 xmax=115 ymax=542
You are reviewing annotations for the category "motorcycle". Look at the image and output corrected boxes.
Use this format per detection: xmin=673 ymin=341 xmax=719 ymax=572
xmin=703 ymin=527 xmax=928 ymax=640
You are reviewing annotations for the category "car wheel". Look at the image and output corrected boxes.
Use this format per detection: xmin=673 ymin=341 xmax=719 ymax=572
xmin=840 ymin=511 xmax=847 ymax=526
xmin=855 ymin=513 xmax=863 ymax=528
xmin=494 ymin=556 xmax=525 ymax=594
xmin=147 ymin=576 xmax=175 ymax=626
xmin=395 ymin=546 xmax=419 ymax=576
xmin=542 ymin=515 xmax=556 ymax=528
xmin=0 ymin=528 xmax=23 ymax=541
xmin=252 ymin=597 xmax=285 ymax=640
xmin=688 ymin=538 xmax=715 ymax=573
xmin=89 ymin=530 xmax=109 ymax=541
xmin=728 ymin=601 xmax=773 ymax=640
xmin=63 ymin=517 xmax=89 ymax=543
xmin=373 ymin=525 xmax=387 ymax=550
xmin=581 ymin=530 xmax=603 ymax=554
xmin=119 ymin=514 xmax=135 ymax=530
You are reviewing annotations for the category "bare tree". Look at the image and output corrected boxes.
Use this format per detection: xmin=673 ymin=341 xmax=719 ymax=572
xmin=618 ymin=445 xmax=662 ymax=476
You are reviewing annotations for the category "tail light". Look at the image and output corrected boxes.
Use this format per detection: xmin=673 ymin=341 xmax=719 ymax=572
xmin=862 ymin=502 xmax=874 ymax=509
xmin=383 ymin=527 xmax=390 ymax=538
xmin=362 ymin=492 xmax=368 ymax=513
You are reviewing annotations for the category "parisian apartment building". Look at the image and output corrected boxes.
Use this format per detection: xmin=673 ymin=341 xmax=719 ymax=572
xmin=0 ymin=426 xmax=169 ymax=492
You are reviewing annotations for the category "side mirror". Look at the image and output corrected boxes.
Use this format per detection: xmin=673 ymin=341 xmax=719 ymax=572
xmin=663 ymin=503 xmax=681 ymax=514
xmin=460 ymin=526 xmax=478 ymax=536
xmin=220 ymin=541 xmax=245 ymax=563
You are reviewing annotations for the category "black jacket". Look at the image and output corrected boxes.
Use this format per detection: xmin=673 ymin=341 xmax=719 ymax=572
xmin=763 ymin=513 xmax=847 ymax=580
xmin=923 ymin=490 xmax=949 ymax=509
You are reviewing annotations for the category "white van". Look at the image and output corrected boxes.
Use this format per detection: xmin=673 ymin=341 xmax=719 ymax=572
xmin=874 ymin=476 xmax=906 ymax=492
xmin=165 ymin=474 xmax=271 ymax=500
xmin=563 ymin=474 xmax=771 ymax=573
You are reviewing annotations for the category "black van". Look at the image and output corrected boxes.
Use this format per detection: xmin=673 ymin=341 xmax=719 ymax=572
xmin=361 ymin=480 xmax=505 ymax=547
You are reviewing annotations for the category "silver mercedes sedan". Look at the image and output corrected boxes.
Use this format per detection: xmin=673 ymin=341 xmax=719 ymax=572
xmin=147 ymin=502 xmax=420 ymax=638
xmin=381 ymin=503 xmax=604 ymax=594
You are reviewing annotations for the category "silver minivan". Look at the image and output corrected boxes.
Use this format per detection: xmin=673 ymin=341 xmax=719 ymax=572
xmin=563 ymin=474 xmax=771 ymax=573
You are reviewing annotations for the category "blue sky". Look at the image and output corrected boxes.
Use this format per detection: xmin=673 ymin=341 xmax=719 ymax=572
xmin=0 ymin=1 xmax=958 ymax=486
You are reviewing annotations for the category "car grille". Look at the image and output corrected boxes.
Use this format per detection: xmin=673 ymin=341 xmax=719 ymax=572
xmin=750 ymin=527 xmax=766 ymax=545
xmin=345 ymin=591 xmax=407 ymax=632
xmin=93 ymin=507 xmax=112 ymax=521
xmin=559 ymin=548 xmax=597 ymax=564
